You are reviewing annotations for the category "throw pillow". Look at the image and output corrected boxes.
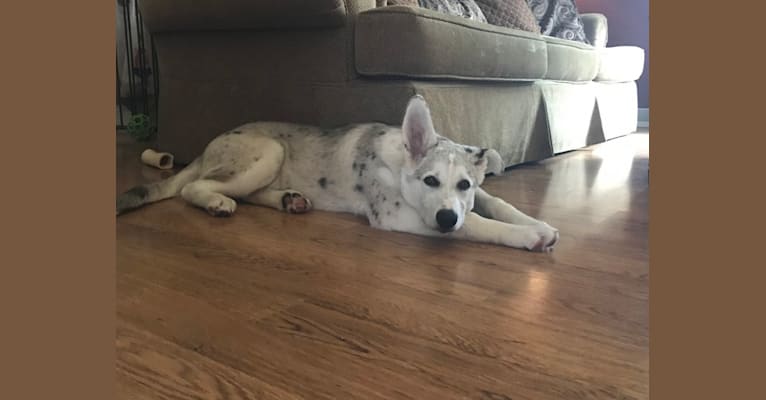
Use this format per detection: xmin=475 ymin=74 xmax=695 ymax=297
xmin=527 ymin=0 xmax=589 ymax=44
xmin=474 ymin=0 xmax=540 ymax=33
xmin=386 ymin=0 xmax=419 ymax=6
xmin=418 ymin=0 xmax=488 ymax=23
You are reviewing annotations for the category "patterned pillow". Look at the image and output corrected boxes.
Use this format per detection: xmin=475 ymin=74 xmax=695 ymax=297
xmin=474 ymin=0 xmax=540 ymax=33
xmin=418 ymin=0 xmax=488 ymax=23
xmin=527 ymin=0 xmax=589 ymax=44
xmin=382 ymin=0 xmax=419 ymax=6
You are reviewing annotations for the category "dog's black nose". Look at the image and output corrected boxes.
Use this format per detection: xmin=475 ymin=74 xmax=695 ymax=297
xmin=436 ymin=209 xmax=458 ymax=231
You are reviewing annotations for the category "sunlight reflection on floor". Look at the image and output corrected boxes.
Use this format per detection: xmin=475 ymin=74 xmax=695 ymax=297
xmin=536 ymin=133 xmax=648 ymax=226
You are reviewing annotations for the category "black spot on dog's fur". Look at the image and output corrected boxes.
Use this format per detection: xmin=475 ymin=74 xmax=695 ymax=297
xmin=474 ymin=150 xmax=488 ymax=166
xmin=370 ymin=153 xmax=377 ymax=160
xmin=352 ymin=162 xmax=358 ymax=170
xmin=464 ymin=147 xmax=473 ymax=153
xmin=318 ymin=177 xmax=327 ymax=188
xmin=281 ymin=192 xmax=293 ymax=209
xmin=377 ymin=130 xmax=386 ymax=136
xmin=395 ymin=201 xmax=400 ymax=208
xmin=354 ymin=184 xmax=364 ymax=192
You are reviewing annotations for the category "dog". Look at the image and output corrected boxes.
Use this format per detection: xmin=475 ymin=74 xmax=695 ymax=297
xmin=117 ymin=95 xmax=559 ymax=251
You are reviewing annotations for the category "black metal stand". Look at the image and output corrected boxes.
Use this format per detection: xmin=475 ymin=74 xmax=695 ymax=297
xmin=116 ymin=0 xmax=158 ymax=131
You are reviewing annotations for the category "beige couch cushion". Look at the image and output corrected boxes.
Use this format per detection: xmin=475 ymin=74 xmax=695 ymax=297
xmin=543 ymin=35 xmax=599 ymax=81
xmin=595 ymin=46 xmax=645 ymax=82
xmin=139 ymin=0 xmax=348 ymax=32
xmin=355 ymin=6 xmax=548 ymax=81
xmin=580 ymin=13 xmax=608 ymax=48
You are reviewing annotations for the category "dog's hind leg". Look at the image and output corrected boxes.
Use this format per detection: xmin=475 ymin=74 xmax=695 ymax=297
xmin=180 ymin=179 xmax=239 ymax=217
xmin=242 ymin=189 xmax=313 ymax=214
xmin=181 ymin=137 xmax=285 ymax=217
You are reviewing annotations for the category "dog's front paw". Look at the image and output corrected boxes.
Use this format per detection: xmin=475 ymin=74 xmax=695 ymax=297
xmin=206 ymin=197 xmax=237 ymax=217
xmin=281 ymin=192 xmax=312 ymax=214
xmin=524 ymin=223 xmax=559 ymax=252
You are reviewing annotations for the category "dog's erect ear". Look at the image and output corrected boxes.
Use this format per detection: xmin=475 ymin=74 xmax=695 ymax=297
xmin=402 ymin=95 xmax=437 ymax=163
xmin=474 ymin=148 xmax=504 ymax=176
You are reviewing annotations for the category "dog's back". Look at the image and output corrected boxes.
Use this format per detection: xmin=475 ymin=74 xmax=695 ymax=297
xmin=231 ymin=121 xmax=406 ymax=215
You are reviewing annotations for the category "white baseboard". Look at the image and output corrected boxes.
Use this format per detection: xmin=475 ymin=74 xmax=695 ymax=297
xmin=637 ymin=108 xmax=649 ymax=128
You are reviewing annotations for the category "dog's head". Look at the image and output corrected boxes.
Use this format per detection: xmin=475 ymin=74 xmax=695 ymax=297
xmin=398 ymin=95 xmax=503 ymax=233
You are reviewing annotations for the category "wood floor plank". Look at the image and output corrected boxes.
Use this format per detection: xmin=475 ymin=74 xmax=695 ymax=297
xmin=118 ymin=271 xmax=645 ymax=400
xmin=117 ymin=219 xmax=648 ymax=352
xmin=117 ymin=319 xmax=303 ymax=400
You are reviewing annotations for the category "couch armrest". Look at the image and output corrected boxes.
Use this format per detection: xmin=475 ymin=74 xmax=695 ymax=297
xmin=139 ymin=0 xmax=374 ymax=33
xmin=580 ymin=13 xmax=608 ymax=48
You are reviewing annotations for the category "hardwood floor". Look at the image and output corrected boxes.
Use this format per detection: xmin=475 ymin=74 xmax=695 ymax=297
xmin=116 ymin=132 xmax=649 ymax=400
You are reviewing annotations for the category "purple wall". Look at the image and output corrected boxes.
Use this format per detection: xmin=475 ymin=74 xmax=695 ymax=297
xmin=578 ymin=0 xmax=649 ymax=108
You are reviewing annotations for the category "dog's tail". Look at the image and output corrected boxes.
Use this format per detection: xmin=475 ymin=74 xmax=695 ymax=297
xmin=116 ymin=157 xmax=201 ymax=215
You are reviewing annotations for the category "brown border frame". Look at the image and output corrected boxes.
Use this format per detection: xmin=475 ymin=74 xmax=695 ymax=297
xmin=2 ymin=1 xmax=764 ymax=399
xmin=650 ymin=0 xmax=765 ymax=399
xmin=1 ymin=1 xmax=115 ymax=399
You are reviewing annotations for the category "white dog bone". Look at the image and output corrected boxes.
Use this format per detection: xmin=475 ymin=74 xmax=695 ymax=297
xmin=141 ymin=149 xmax=174 ymax=170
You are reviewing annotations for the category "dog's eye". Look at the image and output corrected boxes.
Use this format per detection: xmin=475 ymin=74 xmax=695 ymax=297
xmin=423 ymin=176 xmax=440 ymax=187
xmin=457 ymin=179 xmax=471 ymax=191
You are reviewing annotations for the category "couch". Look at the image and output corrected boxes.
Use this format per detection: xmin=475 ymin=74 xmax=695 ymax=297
xmin=138 ymin=0 xmax=645 ymax=166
